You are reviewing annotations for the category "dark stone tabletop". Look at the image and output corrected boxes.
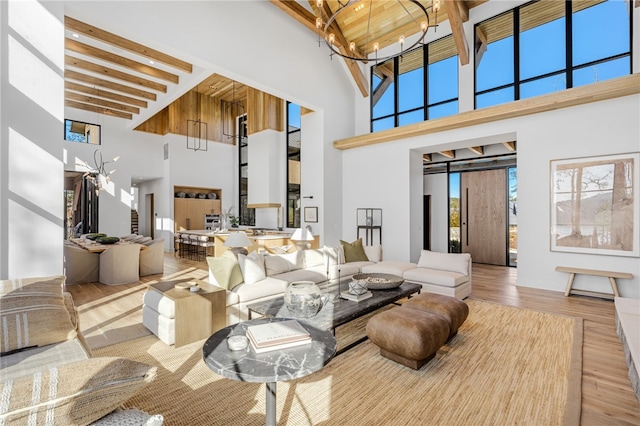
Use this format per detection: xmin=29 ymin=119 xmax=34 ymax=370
xmin=202 ymin=317 xmax=336 ymax=383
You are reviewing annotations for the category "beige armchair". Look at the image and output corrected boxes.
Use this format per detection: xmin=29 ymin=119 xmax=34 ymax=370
xmin=139 ymin=239 xmax=165 ymax=277
xmin=99 ymin=244 xmax=141 ymax=285
xmin=63 ymin=242 xmax=99 ymax=284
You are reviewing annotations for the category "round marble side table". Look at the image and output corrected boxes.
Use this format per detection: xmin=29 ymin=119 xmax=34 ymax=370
xmin=202 ymin=317 xmax=336 ymax=426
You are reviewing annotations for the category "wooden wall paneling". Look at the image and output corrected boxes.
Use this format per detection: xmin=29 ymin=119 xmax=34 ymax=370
xmin=246 ymin=87 xmax=284 ymax=135
xmin=134 ymin=107 xmax=169 ymax=135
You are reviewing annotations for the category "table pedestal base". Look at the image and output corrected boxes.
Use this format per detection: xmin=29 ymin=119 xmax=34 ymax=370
xmin=266 ymin=382 xmax=276 ymax=426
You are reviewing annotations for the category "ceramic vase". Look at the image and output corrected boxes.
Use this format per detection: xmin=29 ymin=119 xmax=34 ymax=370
xmin=284 ymin=281 xmax=322 ymax=318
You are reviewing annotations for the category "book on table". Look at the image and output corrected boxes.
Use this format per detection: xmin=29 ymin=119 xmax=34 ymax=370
xmin=246 ymin=320 xmax=312 ymax=353
xmin=340 ymin=291 xmax=373 ymax=302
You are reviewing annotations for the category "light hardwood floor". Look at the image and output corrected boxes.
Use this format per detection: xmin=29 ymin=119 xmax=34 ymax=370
xmin=65 ymin=254 xmax=640 ymax=425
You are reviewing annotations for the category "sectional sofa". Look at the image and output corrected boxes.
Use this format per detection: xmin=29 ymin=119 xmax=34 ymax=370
xmin=195 ymin=245 xmax=470 ymax=324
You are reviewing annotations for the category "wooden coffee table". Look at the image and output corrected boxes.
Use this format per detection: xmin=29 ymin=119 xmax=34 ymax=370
xmin=247 ymin=279 xmax=421 ymax=353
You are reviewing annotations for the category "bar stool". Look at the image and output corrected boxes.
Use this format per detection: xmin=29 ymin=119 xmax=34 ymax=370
xmin=188 ymin=234 xmax=200 ymax=260
xmin=197 ymin=235 xmax=215 ymax=260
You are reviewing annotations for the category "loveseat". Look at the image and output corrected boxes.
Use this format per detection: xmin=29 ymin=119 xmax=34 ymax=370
xmin=0 ymin=276 xmax=161 ymax=425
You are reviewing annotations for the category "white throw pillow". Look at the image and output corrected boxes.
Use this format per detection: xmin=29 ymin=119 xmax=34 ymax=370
xmin=417 ymin=250 xmax=470 ymax=276
xmin=363 ymin=245 xmax=382 ymax=262
xmin=238 ymin=252 xmax=266 ymax=284
xmin=323 ymin=245 xmax=340 ymax=268
xmin=264 ymin=251 xmax=303 ymax=276
xmin=304 ymin=249 xmax=325 ymax=268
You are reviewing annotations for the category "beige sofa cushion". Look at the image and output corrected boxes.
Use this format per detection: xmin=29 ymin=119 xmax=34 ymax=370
xmin=417 ymin=250 xmax=470 ymax=276
xmin=0 ymin=357 xmax=156 ymax=425
xmin=403 ymin=267 xmax=470 ymax=288
xmin=304 ymin=249 xmax=325 ymax=268
xmin=233 ymin=277 xmax=289 ymax=303
xmin=0 ymin=293 xmax=77 ymax=355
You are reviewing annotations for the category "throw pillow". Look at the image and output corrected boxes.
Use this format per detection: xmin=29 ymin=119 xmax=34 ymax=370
xmin=0 ymin=357 xmax=157 ymax=425
xmin=304 ymin=249 xmax=325 ymax=268
xmin=417 ymin=250 xmax=471 ymax=276
xmin=0 ymin=293 xmax=77 ymax=355
xmin=264 ymin=251 xmax=304 ymax=276
xmin=238 ymin=251 xmax=266 ymax=285
xmin=206 ymin=251 xmax=244 ymax=290
xmin=340 ymin=239 xmax=369 ymax=263
xmin=363 ymin=245 xmax=383 ymax=262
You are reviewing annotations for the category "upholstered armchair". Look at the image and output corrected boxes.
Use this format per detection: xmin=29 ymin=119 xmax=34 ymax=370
xmin=63 ymin=241 xmax=99 ymax=284
xmin=140 ymin=239 xmax=165 ymax=277
xmin=99 ymin=244 xmax=141 ymax=285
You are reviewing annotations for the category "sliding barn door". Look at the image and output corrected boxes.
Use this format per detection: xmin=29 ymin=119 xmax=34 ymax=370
xmin=460 ymin=169 xmax=507 ymax=265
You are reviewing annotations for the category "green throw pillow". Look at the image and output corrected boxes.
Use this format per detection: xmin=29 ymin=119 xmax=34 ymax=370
xmin=206 ymin=251 xmax=243 ymax=290
xmin=340 ymin=238 xmax=369 ymax=263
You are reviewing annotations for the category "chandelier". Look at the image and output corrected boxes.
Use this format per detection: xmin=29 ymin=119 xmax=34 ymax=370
xmin=187 ymin=84 xmax=208 ymax=152
xmin=315 ymin=0 xmax=440 ymax=64
xmin=79 ymin=149 xmax=119 ymax=196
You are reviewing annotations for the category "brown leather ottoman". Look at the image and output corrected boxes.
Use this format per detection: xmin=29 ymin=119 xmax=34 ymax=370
xmin=366 ymin=307 xmax=449 ymax=370
xmin=402 ymin=293 xmax=469 ymax=340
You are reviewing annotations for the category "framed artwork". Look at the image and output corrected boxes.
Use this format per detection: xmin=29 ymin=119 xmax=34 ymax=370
xmin=550 ymin=152 xmax=639 ymax=257
xmin=304 ymin=207 xmax=318 ymax=223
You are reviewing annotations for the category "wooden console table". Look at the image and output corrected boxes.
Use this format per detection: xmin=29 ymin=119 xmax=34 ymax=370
xmin=556 ymin=266 xmax=633 ymax=299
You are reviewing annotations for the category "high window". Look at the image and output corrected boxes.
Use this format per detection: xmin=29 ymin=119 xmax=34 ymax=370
xmin=238 ymin=114 xmax=255 ymax=226
xmin=64 ymin=119 xmax=101 ymax=144
xmin=475 ymin=0 xmax=631 ymax=108
xmin=286 ymin=102 xmax=301 ymax=228
xmin=371 ymin=35 xmax=459 ymax=132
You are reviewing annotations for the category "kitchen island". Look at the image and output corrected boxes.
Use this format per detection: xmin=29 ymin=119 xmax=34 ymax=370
xmin=177 ymin=229 xmax=319 ymax=258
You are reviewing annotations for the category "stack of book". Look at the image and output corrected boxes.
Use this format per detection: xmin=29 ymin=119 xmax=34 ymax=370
xmin=246 ymin=320 xmax=312 ymax=353
xmin=340 ymin=290 xmax=373 ymax=302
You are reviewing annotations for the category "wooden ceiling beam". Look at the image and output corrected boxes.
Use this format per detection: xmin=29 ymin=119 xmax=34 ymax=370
xmin=64 ymin=91 xmax=140 ymax=114
xmin=503 ymin=141 xmax=516 ymax=152
xmin=65 ymin=81 xmax=148 ymax=108
xmin=372 ymin=75 xmax=393 ymax=107
xmin=445 ymin=0 xmax=469 ymax=66
xmin=65 ymin=55 xmax=168 ymax=93
xmin=65 ymin=16 xmax=192 ymax=74
xmin=455 ymin=0 xmax=469 ymax=22
xmin=269 ymin=0 xmax=368 ymax=97
xmin=65 ymin=38 xmax=179 ymax=84
xmin=423 ymin=153 xmax=432 ymax=162
xmin=475 ymin=26 xmax=488 ymax=67
xmin=65 ymin=70 xmax=157 ymax=101
xmin=65 ymin=99 xmax=132 ymax=119
xmin=469 ymin=146 xmax=484 ymax=156
xmin=440 ymin=150 xmax=455 ymax=159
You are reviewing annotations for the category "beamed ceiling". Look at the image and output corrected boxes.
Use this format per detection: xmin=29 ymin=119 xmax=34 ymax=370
xmin=64 ymin=1 xmax=635 ymax=162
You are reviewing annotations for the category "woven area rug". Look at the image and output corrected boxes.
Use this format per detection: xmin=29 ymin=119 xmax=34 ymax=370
xmin=94 ymin=299 xmax=582 ymax=425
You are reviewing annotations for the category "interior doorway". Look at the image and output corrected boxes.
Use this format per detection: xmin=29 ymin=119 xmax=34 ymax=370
xmin=145 ymin=193 xmax=155 ymax=239
xmin=460 ymin=169 xmax=508 ymax=265
xmin=64 ymin=171 xmax=98 ymax=238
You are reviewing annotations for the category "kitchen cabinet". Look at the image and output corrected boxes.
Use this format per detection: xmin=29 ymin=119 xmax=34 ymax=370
xmin=174 ymin=186 xmax=221 ymax=231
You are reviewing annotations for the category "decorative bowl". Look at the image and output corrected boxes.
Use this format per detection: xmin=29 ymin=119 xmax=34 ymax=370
xmin=96 ymin=236 xmax=120 ymax=245
xmin=85 ymin=233 xmax=107 ymax=241
xmin=351 ymin=273 xmax=404 ymax=290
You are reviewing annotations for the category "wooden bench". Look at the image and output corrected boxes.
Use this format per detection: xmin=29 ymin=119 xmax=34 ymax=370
xmin=556 ymin=266 xmax=633 ymax=299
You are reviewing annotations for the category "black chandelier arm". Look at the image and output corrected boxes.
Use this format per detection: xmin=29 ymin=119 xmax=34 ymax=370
xmin=322 ymin=0 xmax=431 ymax=64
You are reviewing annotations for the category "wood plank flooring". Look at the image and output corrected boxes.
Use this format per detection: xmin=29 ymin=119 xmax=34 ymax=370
xmin=65 ymin=255 xmax=640 ymax=425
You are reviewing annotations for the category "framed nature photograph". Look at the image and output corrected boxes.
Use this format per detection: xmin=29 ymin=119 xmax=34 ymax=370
xmin=550 ymin=152 xmax=639 ymax=257
xmin=304 ymin=207 xmax=318 ymax=223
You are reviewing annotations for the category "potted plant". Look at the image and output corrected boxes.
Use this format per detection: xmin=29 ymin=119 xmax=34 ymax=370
xmin=229 ymin=215 xmax=239 ymax=228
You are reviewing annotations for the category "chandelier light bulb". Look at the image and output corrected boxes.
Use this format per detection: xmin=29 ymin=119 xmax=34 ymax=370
xmin=433 ymin=0 xmax=440 ymax=13
xmin=316 ymin=0 xmax=322 ymax=8
xmin=316 ymin=17 xmax=322 ymax=29
xmin=421 ymin=21 xmax=428 ymax=32
xmin=329 ymin=33 xmax=335 ymax=44
xmin=399 ymin=35 xmax=405 ymax=47
xmin=349 ymin=42 xmax=356 ymax=52
xmin=373 ymin=41 xmax=380 ymax=52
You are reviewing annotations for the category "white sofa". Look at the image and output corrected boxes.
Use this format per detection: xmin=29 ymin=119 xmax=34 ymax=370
xmin=402 ymin=250 xmax=472 ymax=299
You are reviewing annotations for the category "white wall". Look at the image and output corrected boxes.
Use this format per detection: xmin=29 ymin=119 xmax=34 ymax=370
xmin=424 ymin=173 xmax=449 ymax=253
xmin=1 ymin=1 xmax=65 ymax=279
xmin=343 ymin=94 xmax=640 ymax=298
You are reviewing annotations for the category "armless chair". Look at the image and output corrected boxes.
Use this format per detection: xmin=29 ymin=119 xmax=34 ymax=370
xmin=63 ymin=241 xmax=99 ymax=284
xmin=99 ymin=244 xmax=141 ymax=285
xmin=139 ymin=239 xmax=165 ymax=276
